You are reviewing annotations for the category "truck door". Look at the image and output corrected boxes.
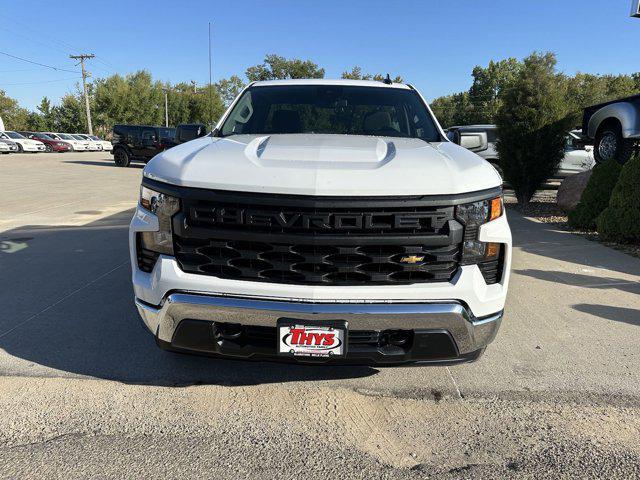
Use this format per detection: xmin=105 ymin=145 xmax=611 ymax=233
xmin=139 ymin=128 xmax=158 ymax=159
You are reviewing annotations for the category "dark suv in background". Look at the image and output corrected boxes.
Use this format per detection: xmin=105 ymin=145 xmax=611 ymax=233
xmin=163 ymin=123 xmax=208 ymax=148
xmin=111 ymin=125 xmax=176 ymax=167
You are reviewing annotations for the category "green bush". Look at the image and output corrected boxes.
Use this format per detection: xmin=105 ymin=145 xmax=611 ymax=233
xmin=567 ymin=160 xmax=622 ymax=230
xmin=495 ymin=52 xmax=573 ymax=207
xmin=597 ymin=154 xmax=640 ymax=242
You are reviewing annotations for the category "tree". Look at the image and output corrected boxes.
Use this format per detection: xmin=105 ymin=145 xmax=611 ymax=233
xmin=341 ymin=66 xmax=403 ymax=83
xmin=430 ymin=92 xmax=473 ymax=128
xmin=468 ymin=58 xmax=522 ymax=124
xmin=215 ymin=75 xmax=245 ymax=107
xmin=0 ymin=90 xmax=30 ymax=130
xmin=38 ymin=97 xmax=53 ymax=131
xmin=495 ymin=52 xmax=573 ymax=207
xmin=51 ymin=94 xmax=84 ymax=132
xmin=246 ymin=54 xmax=325 ymax=81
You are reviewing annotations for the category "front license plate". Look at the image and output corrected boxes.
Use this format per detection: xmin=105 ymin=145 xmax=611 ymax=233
xmin=278 ymin=321 xmax=346 ymax=358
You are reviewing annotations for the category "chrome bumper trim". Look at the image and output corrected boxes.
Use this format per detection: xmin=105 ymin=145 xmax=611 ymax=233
xmin=136 ymin=293 xmax=503 ymax=355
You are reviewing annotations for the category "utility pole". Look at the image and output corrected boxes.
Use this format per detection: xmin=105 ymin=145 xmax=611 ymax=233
xmin=208 ymin=22 xmax=213 ymax=130
xmin=70 ymin=54 xmax=95 ymax=135
xmin=162 ymin=88 xmax=169 ymax=127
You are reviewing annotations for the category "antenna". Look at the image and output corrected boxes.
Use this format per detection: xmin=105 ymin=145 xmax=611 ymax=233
xmin=208 ymin=22 xmax=213 ymax=130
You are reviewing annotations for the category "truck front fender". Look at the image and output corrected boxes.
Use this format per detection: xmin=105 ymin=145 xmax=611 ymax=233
xmin=588 ymin=102 xmax=640 ymax=139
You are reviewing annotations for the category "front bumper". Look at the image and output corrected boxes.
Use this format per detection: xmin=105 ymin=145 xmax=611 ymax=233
xmin=130 ymin=196 xmax=512 ymax=364
xmin=136 ymin=292 xmax=502 ymax=364
xmin=22 ymin=144 xmax=45 ymax=152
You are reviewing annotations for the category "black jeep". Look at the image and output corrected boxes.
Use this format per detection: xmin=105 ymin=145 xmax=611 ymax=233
xmin=111 ymin=125 xmax=176 ymax=167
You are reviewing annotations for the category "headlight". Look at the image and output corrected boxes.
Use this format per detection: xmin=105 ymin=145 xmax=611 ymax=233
xmin=139 ymin=186 xmax=180 ymax=255
xmin=57 ymin=142 xmax=65 ymax=146
xmin=456 ymin=196 xmax=503 ymax=265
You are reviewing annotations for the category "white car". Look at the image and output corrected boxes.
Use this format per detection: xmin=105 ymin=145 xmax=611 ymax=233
xmin=129 ymin=79 xmax=512 ymax=365
xmin=72 ymin=134 xmax=100 ymax=151
xmin=87 ymin=134 xmax=113 ymax=151
xmin=76 ymin=134 xmax=109 ymax=151
xmin=0 ymin=139 xmax=19 ymax=153
xmin=0 ymin=131 xmax=45 ymax=152
xmin=47 ymin=133 xmax=90 ymax=151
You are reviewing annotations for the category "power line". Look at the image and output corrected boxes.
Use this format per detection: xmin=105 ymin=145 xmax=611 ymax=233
xmin=0 ymin=17 xmax=118 ymax=75
xmin=0 ymin=51 xmax=78 ymax=74
xmin=0 ymin=77 xmax=82 ymax=86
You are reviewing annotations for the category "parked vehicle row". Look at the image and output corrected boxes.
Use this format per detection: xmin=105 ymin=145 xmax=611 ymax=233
xmin=0 ymin=130 xmax=112 ymax=154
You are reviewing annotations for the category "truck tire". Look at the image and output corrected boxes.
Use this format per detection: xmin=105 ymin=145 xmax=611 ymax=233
xmin=114 ymin=148 xmax=131 ymax=167
xmin=594 ymin=123 xmax=635 ymax=165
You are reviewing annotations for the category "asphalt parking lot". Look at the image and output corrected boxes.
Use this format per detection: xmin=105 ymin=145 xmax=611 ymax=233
xmin=1 ymin=152 xmax=640 ymax=478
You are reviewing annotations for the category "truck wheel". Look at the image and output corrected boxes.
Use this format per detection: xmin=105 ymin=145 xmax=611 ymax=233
xmin=594 ymin=123 xmax=635 ymax=165
xmin=114 ymin=148 xmax=130 ymax=167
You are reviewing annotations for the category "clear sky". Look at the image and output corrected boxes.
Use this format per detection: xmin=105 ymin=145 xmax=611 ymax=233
xmin=1 ymin=0 xmax=638 ymax=110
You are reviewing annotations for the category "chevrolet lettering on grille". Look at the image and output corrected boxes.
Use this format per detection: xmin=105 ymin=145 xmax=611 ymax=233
xmin=191 ymin=207 xmax=438 ymax=231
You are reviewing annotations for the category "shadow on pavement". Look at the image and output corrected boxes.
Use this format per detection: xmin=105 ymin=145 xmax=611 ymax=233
xmin=0 ymin=210 xmax=376 ymax=386
xmin=572 ymin=304 xmax=640 ymax=327
xmin=509 ymin=210 xmax=640 ymax=278
xmin=513 ymin=269 xmax=640 ymax=295
xmin=63 ymin=160 xmax=145 ymax=169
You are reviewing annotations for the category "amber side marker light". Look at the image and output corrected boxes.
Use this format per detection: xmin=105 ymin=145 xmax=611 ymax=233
xmin=485 ymin=242 xmax=501 ymax=259
xmin=489 ymin=197 xmax=503 ymax=222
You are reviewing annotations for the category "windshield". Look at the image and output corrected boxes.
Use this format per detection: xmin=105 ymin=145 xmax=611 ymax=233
xmin=5 ymin=131 xmax=25 ymax=139
xmin=36 ymin=133 xmax=53 ymax=140
xmin=57 ymin=134 xmax=73 ymax=140
xmin=72 ymin=135 xmax=85 ymax=140
xmin=90 ymin=135 xmax=101 ymax=141
xmin=220 ymin=85 xmax=441 ymax=141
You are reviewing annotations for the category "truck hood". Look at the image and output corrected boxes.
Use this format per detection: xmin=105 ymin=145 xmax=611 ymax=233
xmin=144 ymin=134 xmax=501 ymax=196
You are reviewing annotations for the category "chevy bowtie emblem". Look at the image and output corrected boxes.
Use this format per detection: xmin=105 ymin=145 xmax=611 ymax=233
xmin=400 ymin=255 xmax=425 ymax=264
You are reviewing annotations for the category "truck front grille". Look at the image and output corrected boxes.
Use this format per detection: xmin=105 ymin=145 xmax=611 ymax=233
xmin=170 ymin=189 xmax=465 ymax=286
xmin=174 ymin=238 xmax=461 ymax=285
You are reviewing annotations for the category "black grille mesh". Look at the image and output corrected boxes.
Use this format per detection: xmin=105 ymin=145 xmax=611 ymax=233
xmin=173 ymin=192 xmax=463 ymax=286
xmin=175 ymin=238 xmax=460 ymax=285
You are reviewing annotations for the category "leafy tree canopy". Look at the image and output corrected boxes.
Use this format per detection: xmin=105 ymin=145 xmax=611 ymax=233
xmin=246 ymin=54 xmax=325 ymax=81
xmin=341 ymin=66 xmax=403 ymax=83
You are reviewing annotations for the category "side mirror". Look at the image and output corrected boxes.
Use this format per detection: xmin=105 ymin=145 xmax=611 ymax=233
xmin=459 ymin=132 xmax=488 ymax=152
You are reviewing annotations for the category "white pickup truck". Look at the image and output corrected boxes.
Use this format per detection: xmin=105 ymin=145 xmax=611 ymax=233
xmin=129 ymin=79 xmax=512 ymax=365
